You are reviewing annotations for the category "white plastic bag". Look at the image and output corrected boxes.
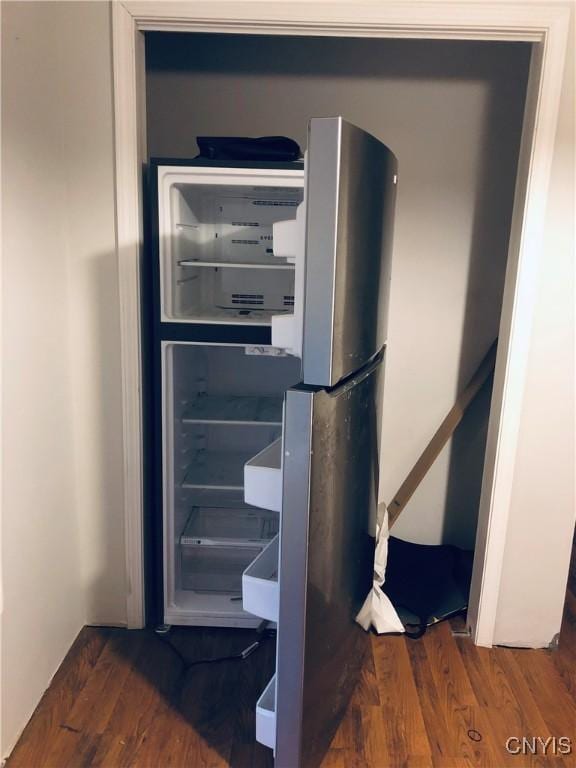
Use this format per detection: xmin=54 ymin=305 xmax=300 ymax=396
xmin=356 ymin=503 xmax=405 ymax=634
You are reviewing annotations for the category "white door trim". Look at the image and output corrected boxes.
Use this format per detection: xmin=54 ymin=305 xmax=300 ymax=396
xmin=112 ymin=0 xmax=570 ymax=640
xmin=112 ymin=0 xmax=148 ymax=628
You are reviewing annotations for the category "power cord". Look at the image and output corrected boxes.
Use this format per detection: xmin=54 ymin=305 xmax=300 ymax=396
xmin=159 ymin=636 xmax=266 ymax=669
xmin=156 ymin=621 xmax=275 ymax=708
xmin=156 ymin=620 xmax=274 ymax=671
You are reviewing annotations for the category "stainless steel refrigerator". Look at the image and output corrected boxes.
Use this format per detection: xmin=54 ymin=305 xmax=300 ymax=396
xmin=149 ymin=117 xmax=397 ymax=767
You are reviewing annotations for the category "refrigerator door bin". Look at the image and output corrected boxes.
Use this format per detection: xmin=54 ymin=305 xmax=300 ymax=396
xmin=242 ymin=535 xmax=279 ymax=621
xmin=157 ymin=167 xmax=304 ymax=324
xmin=244 ymin=438 xmax=282 ymax=512
xmin=256 ymin=675 xmax=276 ymax=750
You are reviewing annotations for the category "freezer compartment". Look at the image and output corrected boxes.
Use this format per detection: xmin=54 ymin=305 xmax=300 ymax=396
xmin=244 ymin=438 xmax=283 ymax=512
xmin=158 ymin=167 xmax=304 ymax=324
xmin=242 ymin=535 xmax=279 ymax=621
xmin=256 ymin=675 xmax=276 ymax=750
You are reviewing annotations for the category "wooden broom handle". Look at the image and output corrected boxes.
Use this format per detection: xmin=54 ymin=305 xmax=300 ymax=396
xmin=388 ymin=340 xmax=498 ymax=529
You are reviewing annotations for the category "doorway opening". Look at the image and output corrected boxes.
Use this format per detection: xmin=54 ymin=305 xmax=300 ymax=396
xmin=143 ymin=30 xmax=531 ymax=634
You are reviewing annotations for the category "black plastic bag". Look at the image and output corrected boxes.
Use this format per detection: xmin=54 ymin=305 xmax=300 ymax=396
xmin=384 ymin=537 xmax=474 ymax=638
xmin=196 ymin=136 xmax=301 ymax=162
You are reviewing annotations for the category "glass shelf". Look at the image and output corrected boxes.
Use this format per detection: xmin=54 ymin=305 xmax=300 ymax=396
xmin=182 ymin=394 xmax=283 ymax=426
xmin=178 ymin=259 xmax=294 ymax=270
xmin=181 ymin=450 xmax=255 ymax=490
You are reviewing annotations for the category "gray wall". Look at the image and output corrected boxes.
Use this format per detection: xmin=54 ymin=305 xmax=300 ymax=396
xmin=146 ymin=33 xmax=529 ymax=549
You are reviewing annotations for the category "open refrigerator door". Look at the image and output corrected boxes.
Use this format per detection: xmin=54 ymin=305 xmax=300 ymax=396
xmin=239 ymin=117 xmax=398 ymax=766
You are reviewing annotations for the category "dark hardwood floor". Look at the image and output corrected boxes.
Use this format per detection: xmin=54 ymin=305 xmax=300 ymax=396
xmin=7 ymin=566 xmax=576 ymax=767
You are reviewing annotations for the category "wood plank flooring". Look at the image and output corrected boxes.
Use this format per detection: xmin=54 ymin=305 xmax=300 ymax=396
xmin=7 ymin=577 xmax=575 ymax=768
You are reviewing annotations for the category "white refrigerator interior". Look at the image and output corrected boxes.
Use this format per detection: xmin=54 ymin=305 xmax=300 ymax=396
xmin=158 ymin=167 xmax=304 ymax=324
xmin=162 ymin=342 xmax=300 ymax=627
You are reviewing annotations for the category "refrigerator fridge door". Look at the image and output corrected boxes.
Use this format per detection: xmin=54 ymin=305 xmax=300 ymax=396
xmin=272 ymin=117 xmax=397 ymax=388
xmin=274 ymin=353 xmax=381 ymax=768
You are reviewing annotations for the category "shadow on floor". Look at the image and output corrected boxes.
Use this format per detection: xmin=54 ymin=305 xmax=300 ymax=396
xmin=113 ymin=624 xmax=277 ymax=767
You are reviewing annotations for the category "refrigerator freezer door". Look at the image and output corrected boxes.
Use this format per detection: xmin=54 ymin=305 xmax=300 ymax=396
xmin=302 ymin=117 xmax=397 ymax=387
xmin=275 ymin=356 xmax=381 ymax=768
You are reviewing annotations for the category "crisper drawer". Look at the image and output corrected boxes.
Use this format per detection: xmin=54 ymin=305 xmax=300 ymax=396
xmin=181 ymin=543 xmax=262 ymax=593
xmin=180 ymin=507 xmax=277 ymax=593
xmin=182 ymin=506 xmax=278 ymax=545
xmin=256 ymin=675 xmax=276 ymax=750
xmin=242 ymin=535 xmax=279 ymax=622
